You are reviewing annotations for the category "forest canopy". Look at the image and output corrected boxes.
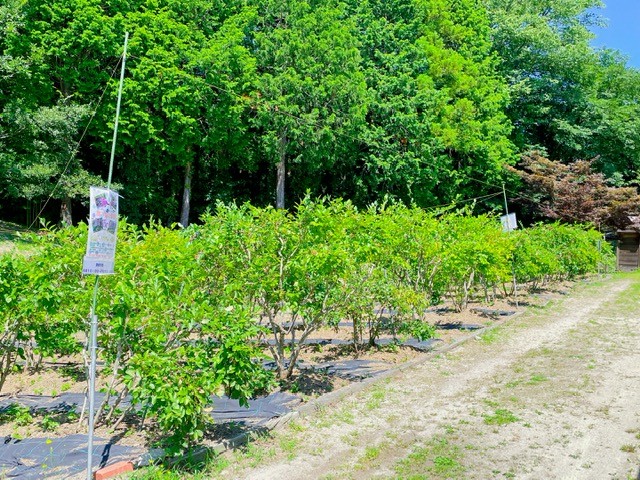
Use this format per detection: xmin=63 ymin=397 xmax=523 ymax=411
xmin=1 ymin=0 xmax=639 ymax=229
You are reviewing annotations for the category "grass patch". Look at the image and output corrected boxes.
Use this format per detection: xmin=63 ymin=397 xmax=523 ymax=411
xmin=239 ymin=441 xmax=276 ymax=468
xmin=483 ymin=409 xmax=519 ymax=426
xmin=128 ymin=450 xmax=231 ymax=480
xmin=0 ymin=221 xmax=34 ymax=255
xmin=128 ymin=466 xmax=188 ymax=479
xmin=342 ymin=431 xmax=360 ymax=446
xmin=334 ymin=406 xmax=356 ymax=425
xmin=526 ymin=374 xmax=549 ymax=385
xmin=524 ymin=346 xmax=554 ymax=358
xmin=287 ymin=420 xmax=306 ymax=433
xmin=278 ymin=435 xmax=299 ymax=460
xmin=394 ymin=437 xmax=465 ymax=479
xmin=433 ymin=455 xmax=462 ymax=474
xmin=355 ymin=444 xmax=382 ymax=468
xmin=477 ymin=327 xmax=504 ymax=345
xmin=365 ymin=386 xmax=386 ymax=410
xmin=0 ymin=220 xmax=24 ymax=240
xmin=364 ymin=445 xmax=381 ymax=461
xmin=442 ymin=424 xmax=456 ymax=434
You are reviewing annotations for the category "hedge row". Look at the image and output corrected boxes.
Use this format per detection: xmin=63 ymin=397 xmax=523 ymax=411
xmin=0 ymin=198 xmax=613 ymax=450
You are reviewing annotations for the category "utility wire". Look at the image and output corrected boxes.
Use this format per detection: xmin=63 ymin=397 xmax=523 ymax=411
xmin=457 ymin=166 xmax=547 ymax=205
xmin=425 ymin=191 xmax=504 ymax=210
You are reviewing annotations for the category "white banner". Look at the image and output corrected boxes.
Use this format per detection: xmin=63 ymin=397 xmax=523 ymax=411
xmin=82 ymin=187 xmax=119 ymax=275
xmin=500 ymin=212 xmax=517 ymax=232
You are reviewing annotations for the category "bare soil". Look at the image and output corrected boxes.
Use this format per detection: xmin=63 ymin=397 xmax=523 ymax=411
xmin=211 ymin=273 xmax=640 ymax=480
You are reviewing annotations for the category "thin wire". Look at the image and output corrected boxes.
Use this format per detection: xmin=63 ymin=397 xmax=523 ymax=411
xmin=464 ymin=174 xmax=543 ymax=205
xmin=28 ymin=57 xmax=124 ymax=230
xmin=426 ymin=191 xmax=504 ymax=210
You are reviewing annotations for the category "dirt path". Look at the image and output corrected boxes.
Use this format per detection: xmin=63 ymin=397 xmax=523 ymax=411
xmin=210 ymin=274 xmax=640 ymax=480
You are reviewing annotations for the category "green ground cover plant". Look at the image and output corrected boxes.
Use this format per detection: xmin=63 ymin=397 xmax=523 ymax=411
xmin=394 ymin=436 xmax=466 ymax=479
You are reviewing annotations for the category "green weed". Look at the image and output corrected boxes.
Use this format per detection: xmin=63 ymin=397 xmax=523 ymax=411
xmin=483 ymin=409 xmax=519 ymax=426
xmin=363 ymin=445 xmax=381 ymax=461
xmin=365 ymin=387 xmax=386 ymax=410
xmin=287 ymin=420 xmax=306 ymax=433
xmin=342 ymin=431 xmax=360 ymax=446
xmin=333 ymin=407 xmax=356 ymax=425
xmin=478 ymin=328 xmax=503 ymax=344
xmin=236 ymin=441 xmax=276 ymax=468
xmin=526 ymin=374 xmax=549 ymax=385
xmin=0 ymin=404 xmax=33 ymax=426
xmin=40 ymin=415 xmax=59 ymax=432
xmin=443 ymin=424 xmax=456 ymax=434
xmin=278 ymin=436 xmax=299 ymax=460
xmin=394 ymin=437 xmax=465 ymax=479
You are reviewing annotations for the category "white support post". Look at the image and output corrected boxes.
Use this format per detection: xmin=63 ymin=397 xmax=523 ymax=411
xmin=86 ymin=31 xmax=128 ymax=480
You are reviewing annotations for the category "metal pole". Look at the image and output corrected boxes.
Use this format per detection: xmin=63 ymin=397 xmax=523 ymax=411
xmin=502 ymin=183 xmax=510 ymax=218
xmin=87 ymin=32 xmax=128 ymax=480
xmin=503 ymin=183 xmax=518 ymax=308
xmin=597 ymin=238 xmax=603 ymax=276
xmin=107 ymin=32 xmax=129 ymax=188
xmin=86 ymin=277 xmax=100 ymax=480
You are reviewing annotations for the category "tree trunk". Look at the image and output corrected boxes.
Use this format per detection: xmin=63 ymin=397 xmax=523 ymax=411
xmin=276 ymin=134 xmax=287 ymax=209
xmin=60 ymin=196 xmax=73 ymax=227
xmin=180 ymin=161 xmax=192 ymax=227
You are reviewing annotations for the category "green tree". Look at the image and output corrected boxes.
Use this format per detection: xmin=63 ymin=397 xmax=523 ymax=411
xmin=345 ymin=0 xmax=514 ymax=207
xmin=486 ymin=0 xmax=640 ymax=184
xmin=1 ymin=0 xmax=252 ymax=226
xmin=191 ymin=6 xmax=264 ymax=210
xmin=0 ymin=0 xmax=118 ymax=225
xmin=487 ymin=0 xmax=602 ymax=158
xmin=0 ymin=102 xmax=102 ymax=226
xmin=247 ymin=0 xmax=368 ymax=209
xmin=588 ymin=50 xmax=640 ymax=184
xmin=100 ymin=3 xmax=211 ymax=225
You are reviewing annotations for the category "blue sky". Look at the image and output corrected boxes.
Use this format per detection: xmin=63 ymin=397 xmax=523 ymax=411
xmin=589 ymin=1 xmax=640 ymax=68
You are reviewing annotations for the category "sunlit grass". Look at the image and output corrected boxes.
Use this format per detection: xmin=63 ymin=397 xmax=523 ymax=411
xmin=394 ymin=437 xmax=466 ymax=479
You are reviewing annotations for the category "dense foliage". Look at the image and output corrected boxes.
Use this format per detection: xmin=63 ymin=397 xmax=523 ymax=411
xmin=0 ymin=199 xmax=613 ymax=450
xmin=1 ymin=0 xmax=638 ymax=226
